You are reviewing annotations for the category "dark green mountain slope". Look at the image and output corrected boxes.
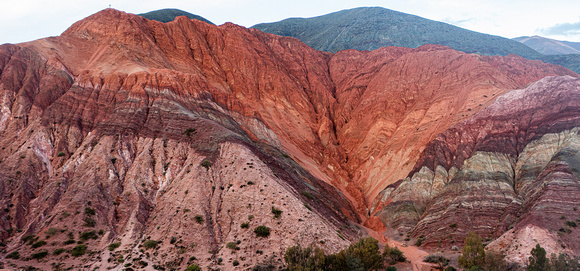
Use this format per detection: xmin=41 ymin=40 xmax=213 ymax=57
xmin=252 ymin=7 xmax=541 ymax=58
xmin=138 ymin=8 xmax=213 ymax=24
xmin=540 ymin=54 xmax=580 ymax=73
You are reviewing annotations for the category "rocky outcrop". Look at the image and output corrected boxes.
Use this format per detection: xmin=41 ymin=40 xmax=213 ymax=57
xmin=0 ymin=8 xmax=577 ymax=269
xmin=374 ymin=76 xmax=580 ymax=264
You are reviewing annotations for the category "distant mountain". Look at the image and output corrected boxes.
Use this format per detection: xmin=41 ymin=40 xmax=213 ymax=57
xmin=252 ymin=7 xmax=541 ymax=58
xmin=138 ymin=8 xmax=213 ymax=24
xmin=514 ymin=36 xmax=580 ymax=55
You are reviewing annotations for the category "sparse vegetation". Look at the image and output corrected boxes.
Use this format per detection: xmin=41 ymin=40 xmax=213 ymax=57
xmin=143 ymin=240 xmax=158 ymax=249
xmin=31 ymin=250 xmax=48 ymax=259
xmin=285 ymin=237 xmax=387 ymax=270
xmin=423 ymin=253 xmax=450 ymax=270
xmin=241 ymin=222 xmax=250 ymax=229
xmin=57 ymin=151 xmax=65 ymax=157
xmin=201 ymin=160 xmax=212 ymax=170
xmin=80 ymin=230 xmax=98 ymax=240
xmin=53 ymin=248 xmax=65 ymax=255
xmin=194 ymin=215 xmax=205 ymax=224
xmin=31 ymin=240 xmax=46 ymax=248
xmin=83 ymin=217 xmax=96 ymax=227
xmin=71 ymin=244 xmax=86 ymax=257
xmin=186 ymin=265 xmax=201 ymax=271
xmin=271 ymin=206 xmax=283 ymax=219
xmin=6 ymin=251 xmax=20 ymax=259
xmin=254 ymin=225 xmax=271 ymax=237
xmin=233 ymin=260 xmax=240 ymax=266
xmin=226 ymin=242 xmax=238 ymax=250
xmin=184 ymin=128 xmax=197 ymax=137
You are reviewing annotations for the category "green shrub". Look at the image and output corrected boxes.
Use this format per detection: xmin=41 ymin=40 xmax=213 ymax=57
xmin=565 ymin=221 xmax=577 ymax=228
xmin=383 ymin=245 xmax=406 ymax=265
xmin=108 ymin=242 xmax=121 ymax=251
xmin=57 ymin=152 xmax=65 ymax=157
xmin=254 ymin=226 xmax=271 ymax=237
xmin=183 ymin=128 xmax=196 ymax=137
xmin=85 ymin=207 xmax=96 ymax=216
xmin=186 ymin=265 xmax=201 ymax=271
xmin=64 ymin=239 xmax=75 ymax=245
xmin=302 ymin=190 xmax=315 ymax=200
xmin=31 ymin=240 xmax=47 ymax=248
xmin=83 ymin=217 xmax=96 ymax=227
xmin=271 ymin=207 xmax=283 ymax=219
xmin=80 ymin=230 xmax=98 ymax=241
xmin=201 ymin=160 xmax=212 ymax=170
xmin=6 ymin=251 xmax=19 ymax=259
xmin=423 ymin=253 xmax=450 ymax=269
xmin=226 ymin=242 xmax=238 ymax=250
xmin=233 ymin=260 xmax=239 ymax=266
xmin=71 ymin=244 xmax=86 ymax=256
xmin=54 ymin=248 xmax=66 ymax=255
xmin=45 ymin=227 xmax=60 ymax=237
xmin=194 ymin=215 xmax=205 ymax=224
xmin=143 ymin=240 xmax=158 ymax=249
xmin=386 ymin=267 xmax=397 ymax=271
xmin=241 ymin=222 xmax=249 ymax=229
xmin=31 ymin=250 xmax=48 ymax=259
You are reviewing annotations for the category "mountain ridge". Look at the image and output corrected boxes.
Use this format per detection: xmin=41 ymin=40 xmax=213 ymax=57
xmin=252 ymin=6 xmax=542 ymax=59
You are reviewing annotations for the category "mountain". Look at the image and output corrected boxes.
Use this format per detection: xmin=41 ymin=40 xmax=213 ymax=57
xmin=252 ymin=7 xmax=542 ymax=59
xmin=138 ymin=8 xmax=213 ymax=24
xmin=0 ymin=8 xmax=578 ymax=270
xmin=514 ymin=35 xmax=580 ymax=55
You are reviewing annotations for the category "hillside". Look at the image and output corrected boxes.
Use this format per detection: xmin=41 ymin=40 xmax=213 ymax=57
xmin=138 ymin=8 xmax=213 ymax=24
xmin=252 ymin=7 xmax=542 ymax=58
xmin=0 ymin=8 xmax=578 ymax=270
xmin=514 ymin=35 xmax=580 ymax=55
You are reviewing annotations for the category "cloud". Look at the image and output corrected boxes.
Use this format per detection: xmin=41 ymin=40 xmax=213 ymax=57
xmin=538 ymin=21 xmax=580 ymax=36
xmin=442 ymin=17 xmax=475 ymax=26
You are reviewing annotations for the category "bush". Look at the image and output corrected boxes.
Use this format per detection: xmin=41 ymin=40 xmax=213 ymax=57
xmin=57 ymin=152 xmax=65 ymax=157
xmin=71 ymin=244 xmax=86 ymax=256
xmin=383 ymin=245 xmax=406 ymax=265
xmin=254 ymin=226 xmax=271 ymax=237
xmin=85 ymin=207 xmax=96 ymax=216
xmin=201 ymin=160 xmax=212 ymax=170
xmin=108 ymin=242 xmax=121 ymax=251
xmin=233 ymin=260 xmax=239 ymax=266
xmin=83 ymin=217 xmax=96 ymax=227
xmin=226 ymin=242 xmax=238 ymax=250
xmin=6 ymin=251 xmax=19 ymax=259
xmin=386 ymin=267 xmax=397 ymax=271
xmin=31 ymin=240 xmax=47 ymax=248
xmin=565 ymin=221 xmax=577 ymax=228
xmin=241 ymin=222 xmax=250 ymax=229
xmin=31 ymin=250 xmax=48 ymax=259
xmin=186 ymin=265 xmax=201 ymax=271
xmin=194 ymin=215 xmax=205 ymax=224
xmin=53 ymin=248 xmax=65 ymax=255
xmin=143 ymin=240 xmax=158 ymax=249
xmin=80 ymin=230 xmax=98 ymax=241
xmin=423 ymin=253 xmax=450 ymax=270
xmin=271 ymin=207 xmax=283 ymax=219
xmin=285 ymin=237 xmax=387 ymax=271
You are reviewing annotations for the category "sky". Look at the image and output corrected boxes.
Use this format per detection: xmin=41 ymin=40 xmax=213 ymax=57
xmin=2 ymin=0 xmax=580 ymax=45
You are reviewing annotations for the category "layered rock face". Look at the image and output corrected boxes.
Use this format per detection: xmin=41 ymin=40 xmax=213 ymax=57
xmin=374 ymin=76 xmax=580 ymax=264
xmin=0 ymin=8 xmax=577 ymax=269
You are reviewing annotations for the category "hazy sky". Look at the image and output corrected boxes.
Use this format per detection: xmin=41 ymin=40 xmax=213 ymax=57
xmin=2 ymin=0 xmax=580 ymax=45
